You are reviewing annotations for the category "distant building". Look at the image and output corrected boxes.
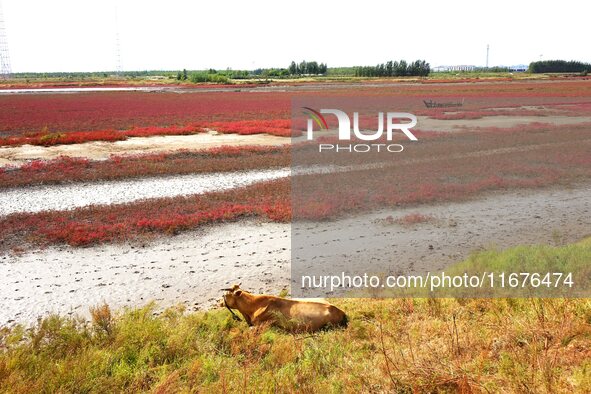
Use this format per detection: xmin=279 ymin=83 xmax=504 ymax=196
xmin=449 ymin=65 xmax=477 ymax=72
xmin=508 ymin=64 xmax=528 ymax=72
xmin=432 ymin=65 xmax=477 ymax=72
xmin=432 ymin=66 xmax=449 ymax=72
xmin=433 ymin=64 xmax=528 ymax=72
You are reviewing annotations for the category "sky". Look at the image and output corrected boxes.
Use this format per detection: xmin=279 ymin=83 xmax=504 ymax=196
xmin=1 ymin=0 xmax=590 ymax=73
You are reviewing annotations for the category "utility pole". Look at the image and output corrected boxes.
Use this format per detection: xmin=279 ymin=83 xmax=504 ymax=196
xmin=486 ymin=44 xmax=489 ymax=69
xmin=0 ymin=0 xmax=12 ymax=79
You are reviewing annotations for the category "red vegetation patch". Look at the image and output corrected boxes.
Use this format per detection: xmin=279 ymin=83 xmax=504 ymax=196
xmin=1 ymin=80 xmax=590 ymax=147
xmin=2 ymin=125 xmax=590 ymax=251
xmin=0 ymin=125 xmax=205 ymax=147
xmin=0 ymin=121 xmax=293 ymax=147
xmin=1 ymin=81 xmax=590 ymax=251
xmin=0 ymin=145 xmax=289 ymax=188
xmin=0 ymin=119 xmax=292 ymax=146
xmin=0 ymin=91 xmax=291 ymax=136
xmin=0 ymin=180 xmax=290 ymax=248
xmin=292 ymin=125 xmax=591 ymax=220
xmin=2 ymin=81 xmax=591 ymax=138
xmin=208 ymin=119 xmax=293 ymax=137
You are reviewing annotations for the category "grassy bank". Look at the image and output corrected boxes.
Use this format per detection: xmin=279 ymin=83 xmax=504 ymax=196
xmin=0 ymin=71 xmax=568 ymax=89
xmin=1 ymin=242 xmax=591 ymax=393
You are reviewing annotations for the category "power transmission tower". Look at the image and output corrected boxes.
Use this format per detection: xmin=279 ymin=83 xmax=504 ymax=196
xmin=114 ymin=5 xmax=122 ymax=75
xmin=0 ymin=0 xmax=12 ymax=79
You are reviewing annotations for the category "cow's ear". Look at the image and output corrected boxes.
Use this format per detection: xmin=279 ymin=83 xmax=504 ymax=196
xmin=235 ymin=290 xmax=243 ymax=297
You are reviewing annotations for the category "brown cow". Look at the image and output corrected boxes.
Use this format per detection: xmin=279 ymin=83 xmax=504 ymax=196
xmin=221 ymin=284 xmax=348 ymax=332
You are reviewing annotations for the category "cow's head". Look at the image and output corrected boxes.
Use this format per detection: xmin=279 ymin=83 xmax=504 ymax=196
xmin=221 ymin=283 xmax=243 ymax=309
xmin=220 ymin=284 xmax=244 ymax=321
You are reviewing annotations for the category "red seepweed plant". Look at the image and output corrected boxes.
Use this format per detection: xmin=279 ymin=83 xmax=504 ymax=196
xmin=0 ymin=145 xmax=290 ymax=188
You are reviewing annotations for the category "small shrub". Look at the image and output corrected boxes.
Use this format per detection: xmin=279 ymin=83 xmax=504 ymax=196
xmin=39 ymin=132 xmax=66 ymax=145
xmin=90 ymin=303 xmax=113 ymax=337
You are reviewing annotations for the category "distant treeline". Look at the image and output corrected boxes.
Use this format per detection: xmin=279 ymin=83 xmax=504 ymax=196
xmin=528 ymin=60 xmax=591 ymax=73
xmin=7 ymin=60 xmax=434 ymax=82
xmin=250 ymin=61 xmax=329 ymax=77
xmin=354 ymin=60 xmax=430 ymax=77
xmin=288 ymin=61 xmax=328 ymax=75
xmin=21 ymin=60 xmax=591 ymax=80
xmin=175 ymin=69 xmax=234 ymax=83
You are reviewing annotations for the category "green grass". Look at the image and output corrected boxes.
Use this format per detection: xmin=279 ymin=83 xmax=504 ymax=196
xmin=1 ymin=242 xmax=591 ymax=393
xmin=441 ymin=237 xmax=591 ymax=298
